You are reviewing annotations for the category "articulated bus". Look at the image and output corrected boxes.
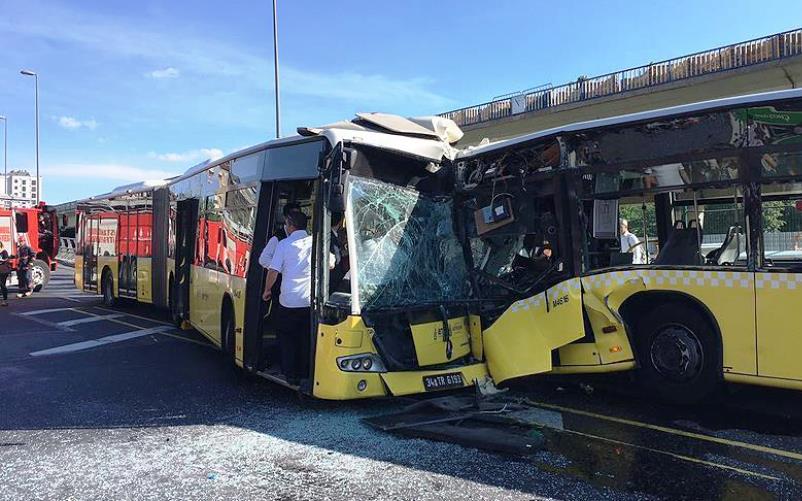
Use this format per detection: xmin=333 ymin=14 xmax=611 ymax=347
xmin=76 ymin=88 xmax=802 ymax=403
xmin=75 ymin=116 xmax=583 ymax=399
xmin=455 ymin=88 xmax=802 ymax=402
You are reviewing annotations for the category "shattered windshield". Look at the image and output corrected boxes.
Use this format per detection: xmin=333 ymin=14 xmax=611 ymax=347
xmin=346 ymin=176 xmax=471 ymax=310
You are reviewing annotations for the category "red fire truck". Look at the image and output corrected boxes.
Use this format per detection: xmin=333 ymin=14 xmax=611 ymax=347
xmin=0 ymin=203 xmax=60 ymax=291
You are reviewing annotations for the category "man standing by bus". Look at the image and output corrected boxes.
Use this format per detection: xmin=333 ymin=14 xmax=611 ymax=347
xmin=15 ymin=235 xmax=35 ymax=298
xmin=262 ymin=210 xmax=312 ymax=385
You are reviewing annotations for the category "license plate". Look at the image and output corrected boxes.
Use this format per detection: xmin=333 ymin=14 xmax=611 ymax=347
xmin=422 ymin=372 xmax=465 ymax=392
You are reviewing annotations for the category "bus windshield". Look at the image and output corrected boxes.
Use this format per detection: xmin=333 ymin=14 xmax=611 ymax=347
xmin=346 ymin=175 xmax=471 ymax=310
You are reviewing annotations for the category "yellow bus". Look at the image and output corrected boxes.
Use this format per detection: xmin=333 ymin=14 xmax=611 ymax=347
xmin=455 ymin=88 xmax=802 ymax=402
xmin=75 ymin=116 xmax=585 ymax=399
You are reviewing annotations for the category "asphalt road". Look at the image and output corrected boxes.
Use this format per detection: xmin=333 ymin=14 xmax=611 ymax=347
xmin=1 ymin=267 xmax=801 ymax=500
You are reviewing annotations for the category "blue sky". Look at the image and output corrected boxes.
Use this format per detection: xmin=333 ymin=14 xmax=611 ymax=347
xmin=1 ymin=0 xmax=800 ymax=203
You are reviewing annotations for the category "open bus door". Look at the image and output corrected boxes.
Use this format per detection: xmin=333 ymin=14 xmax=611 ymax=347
xmin=173 ymin=199 xmax=199 ymax=323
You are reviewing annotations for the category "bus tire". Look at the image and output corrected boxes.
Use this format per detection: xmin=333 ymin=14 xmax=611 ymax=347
xmin=30 ymin=259 xmax=50 ymax=292
xmin=221 ymin=299 xmax=236 ymax=364
xmin=635 ymin=303 xmax=720 ymax=404
xmin=101 ymin=269 xmax=116 ymax=307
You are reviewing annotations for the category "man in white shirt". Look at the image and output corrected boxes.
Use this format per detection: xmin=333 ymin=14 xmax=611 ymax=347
xmin=619 ymin=218 xmax=645 ymax=264
xmin=263 ymin=210 xmax=312 ymax=384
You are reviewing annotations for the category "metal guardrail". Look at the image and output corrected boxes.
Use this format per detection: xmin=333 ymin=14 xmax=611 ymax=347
xmin=56 ymin=237 xmax=76 ymax=266
xmin=440 ymin=28 xmax=802 ymax=128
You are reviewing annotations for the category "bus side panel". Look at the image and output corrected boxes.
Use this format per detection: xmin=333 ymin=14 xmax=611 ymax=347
xmin=583 ymin=269 xmax=757 ymax=376
xmin=74 ymin=255 xmax=84 ymax=291
xmin=136 ymin=257 xmax=153 ymax=303
xmin=483 ymin=278 xmax=586 ymax=384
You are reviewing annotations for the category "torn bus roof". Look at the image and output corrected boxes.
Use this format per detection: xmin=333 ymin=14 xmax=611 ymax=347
xmin=298 ymin=113 xmax=463 ymax=162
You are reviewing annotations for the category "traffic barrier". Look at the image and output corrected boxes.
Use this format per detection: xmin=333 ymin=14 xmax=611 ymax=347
xmin=56 ymin=237 xmax=76 ymax=266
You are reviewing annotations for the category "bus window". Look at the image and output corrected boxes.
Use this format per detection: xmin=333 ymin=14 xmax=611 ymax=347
xmin=582 ymin=157 xmax=747 ymax=271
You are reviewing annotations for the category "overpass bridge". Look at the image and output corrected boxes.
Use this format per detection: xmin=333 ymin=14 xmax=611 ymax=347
xmin=441 ymin=28 xmax=802 ymax=146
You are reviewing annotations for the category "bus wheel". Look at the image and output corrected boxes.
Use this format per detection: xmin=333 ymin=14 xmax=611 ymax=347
xmin=221 ymin=301 xmax=236 ymax=364
xmin=636 ymin=303 xmax=720 ymax=404
xmin=31 ymin=259 xmax=50 ymax=292
xmin=101 ymin=270 xmax=116 ymax=307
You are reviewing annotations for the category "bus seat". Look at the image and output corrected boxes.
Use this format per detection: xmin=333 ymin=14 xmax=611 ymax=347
xmin=653 ymin=220 xmax=704 ymax=266
xmin=706 ymin=225 xmax=741 ymax=265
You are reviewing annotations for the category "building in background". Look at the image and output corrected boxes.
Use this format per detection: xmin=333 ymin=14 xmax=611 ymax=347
xmin=0 ymin=170 xmax=43 ymax=208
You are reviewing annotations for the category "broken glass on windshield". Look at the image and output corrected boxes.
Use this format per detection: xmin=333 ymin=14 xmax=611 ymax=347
xmin=346 ymin=176 xmax=470 ymax=310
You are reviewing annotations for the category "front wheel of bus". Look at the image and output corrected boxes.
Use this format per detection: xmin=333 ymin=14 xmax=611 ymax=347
xmin=101 ymin=270 xmax=116 ymax=307
xmin=636 ymin=303 xmax=720 ymax=404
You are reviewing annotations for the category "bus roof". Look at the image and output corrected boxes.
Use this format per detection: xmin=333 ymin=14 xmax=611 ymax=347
xmin=457 ymin=87 xmax=802 ymax=158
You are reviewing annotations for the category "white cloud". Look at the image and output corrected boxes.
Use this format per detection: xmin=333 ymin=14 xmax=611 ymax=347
xmin=147 ymin=67 xmax=180 ymax=79
xmin=0 ymin=3 xmax=453 ymax=111
xmin=148 ymin=148 xmax=223 ymax=163
xmin=57 ymin=116 xmax=98 ymax=130
xmin=42 ymin=163 xmax=179 ymax=182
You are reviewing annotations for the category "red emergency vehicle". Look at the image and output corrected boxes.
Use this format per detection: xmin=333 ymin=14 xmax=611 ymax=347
xmin=0 ymin=203 xmax=59 ymax=291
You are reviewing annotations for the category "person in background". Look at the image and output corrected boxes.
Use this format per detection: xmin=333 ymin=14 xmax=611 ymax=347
xmin=0 ymin=241 xmax=11 ymax=306
xmin=619 ymin=218 xmax=645 ymax=264
xmin=15 ymin=235 xmax=35 ymax=298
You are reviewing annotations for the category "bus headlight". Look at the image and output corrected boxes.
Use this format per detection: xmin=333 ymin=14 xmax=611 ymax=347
xmin=336 ymin=354 xmax=386 ymax=373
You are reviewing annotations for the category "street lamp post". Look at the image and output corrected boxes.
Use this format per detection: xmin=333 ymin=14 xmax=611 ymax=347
xmin=20 ymin=70 xmax=40 ymax=205
xmin=272 ymin=0 xmax=281 ymax=139
xmin=0 ymin=116 xmax=6 ymax=196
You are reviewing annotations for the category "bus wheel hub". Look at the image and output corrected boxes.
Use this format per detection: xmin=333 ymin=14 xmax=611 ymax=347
xmin=650 ymin=325 xmax=703 ymax=382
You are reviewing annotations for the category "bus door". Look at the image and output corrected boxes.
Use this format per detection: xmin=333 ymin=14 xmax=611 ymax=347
xmin=83 ymin=214 xmax=100 ymax=291
xmin=174 ymin=199 xmax=199 ymax=323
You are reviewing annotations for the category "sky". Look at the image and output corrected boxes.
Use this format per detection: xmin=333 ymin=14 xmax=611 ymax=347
xmin=0 ymin=0 xmax=800 ymax=204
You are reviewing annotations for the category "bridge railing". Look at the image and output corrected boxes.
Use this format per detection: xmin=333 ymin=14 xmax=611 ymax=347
xmin=56 ymin=237 xmax=76 ymax=266
xmin=440 ymin=28 xmax=802 ymax=128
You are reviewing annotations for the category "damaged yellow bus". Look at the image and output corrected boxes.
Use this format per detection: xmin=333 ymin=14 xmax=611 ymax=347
xmin=74 ymin=115 xmax=583 ymax=399
xmin=456 ymin=88 xmax=802 ymax=402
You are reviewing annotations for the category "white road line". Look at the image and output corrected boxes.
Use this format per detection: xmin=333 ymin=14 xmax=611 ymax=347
xmin=30 ymin=326 xmax=173 ymax=357
xmin=19 ymin=307 xmax=78 ymax=316
xmin=93 ymin=306 xmax=174 ymax=327
xmin=58 ymin=314 xmax=126 ymax=327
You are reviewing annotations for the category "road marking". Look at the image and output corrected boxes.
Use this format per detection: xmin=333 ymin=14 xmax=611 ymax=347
xmin=19 ymin=307 xmax=76 ymax=316
xmin=526 ymin=399 xmax=802 ymax=462
xmin=57 ymin=314 xmax=126 ymax=327
xmin=29 ymin=326 xmax=173 ymax=357
xmin=94 ymin=306 xmax=174 ymax=327
xmin=562 ymin=428 xmax=782 ymax=482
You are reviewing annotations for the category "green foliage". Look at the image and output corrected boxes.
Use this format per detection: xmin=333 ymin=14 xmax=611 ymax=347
xmin=762 ymin=201 xmax=787 ymax=232
xmin=620 ymin=203 xmax=656 ymax=237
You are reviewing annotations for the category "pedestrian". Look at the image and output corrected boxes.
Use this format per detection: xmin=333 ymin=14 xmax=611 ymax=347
xmin=0 ymin=241 xmax=11 ymax=306
xmin=619 ymin=218 xmax=645 ymax=264
xmin=15 ymin=235 xmax=35 ymax=298
xmin=262 ymin=210 xmax=312 ymax=385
